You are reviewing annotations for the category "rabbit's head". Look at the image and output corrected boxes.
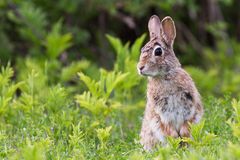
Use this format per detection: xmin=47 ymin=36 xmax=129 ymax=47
xmin=137 ymin=15 xmax=181 ymax=77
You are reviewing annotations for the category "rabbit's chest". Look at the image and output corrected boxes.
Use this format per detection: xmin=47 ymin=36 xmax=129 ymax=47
xmin=153 ymin=93 xmax=195 ymax=130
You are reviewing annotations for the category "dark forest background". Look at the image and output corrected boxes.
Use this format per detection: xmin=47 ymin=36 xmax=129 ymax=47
xmin=1 ymin=0 xmax=240 ymax=66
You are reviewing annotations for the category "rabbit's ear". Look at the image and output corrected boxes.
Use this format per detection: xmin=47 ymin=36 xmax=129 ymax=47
xmin=148 ymin=15 xmax=161 ymax=40
xmin=161 ymin=16 xmax=176 ymax=46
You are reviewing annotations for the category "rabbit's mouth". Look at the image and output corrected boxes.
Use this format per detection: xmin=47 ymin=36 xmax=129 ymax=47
xmin=138 ymin=67 xmax=149 ymax=76
xmin=138 ymin=68 xmax=163 ymax=77
xmin=137 ymin=63 xmax=166 ymax=77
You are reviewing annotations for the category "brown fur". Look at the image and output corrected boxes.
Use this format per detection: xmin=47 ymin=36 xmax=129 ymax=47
xmin=137 ymin=15 xmax=203 ymax=151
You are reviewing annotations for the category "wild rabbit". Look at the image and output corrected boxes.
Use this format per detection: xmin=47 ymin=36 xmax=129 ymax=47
xmin=137 ymin=15 xmax=203 ymax=151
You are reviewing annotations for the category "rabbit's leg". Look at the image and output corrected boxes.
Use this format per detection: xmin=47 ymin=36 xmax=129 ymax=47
xmin=140 ymin=114 xmax=166 ymax=150
xmin=179 ymin=122 xmax=191 ymax=147
xmin=179 ymin=121 xmax=190 ymax=138
xmin=140 ymin=128 xmax=158 ymax=151
xmin=160 ymin=122 xmax=179 ymax=138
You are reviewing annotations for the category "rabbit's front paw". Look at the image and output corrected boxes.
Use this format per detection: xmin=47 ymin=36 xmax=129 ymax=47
xmin=140 ymin=139 xmax=154 ymax=151
xmin=179 ymin=122 xmax=190 ymax=138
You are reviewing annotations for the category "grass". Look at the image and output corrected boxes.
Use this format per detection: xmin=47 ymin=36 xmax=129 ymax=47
xmin=0 ymin=34 xmax=240 ymax=159
xmin=0 ymin=63 xmax=239 ymax=160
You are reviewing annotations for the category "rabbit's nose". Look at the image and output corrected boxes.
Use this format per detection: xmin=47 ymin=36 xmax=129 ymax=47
xmin=139 ymin=66 xmax=145 ymax=71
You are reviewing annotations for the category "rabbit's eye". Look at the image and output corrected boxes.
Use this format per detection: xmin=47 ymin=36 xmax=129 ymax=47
xmin=154 ymin=47 xmax=162 ymax=56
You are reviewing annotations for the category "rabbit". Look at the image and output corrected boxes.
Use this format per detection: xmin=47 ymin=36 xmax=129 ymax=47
xmin=137 ymin=15 xmax=203 ymax=151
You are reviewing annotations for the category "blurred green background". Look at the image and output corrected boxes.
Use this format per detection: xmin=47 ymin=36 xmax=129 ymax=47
xmin=1 ymin=0 xmax=240 ymax=96
xmin=0 ymin=0 xmax=240 ymax=159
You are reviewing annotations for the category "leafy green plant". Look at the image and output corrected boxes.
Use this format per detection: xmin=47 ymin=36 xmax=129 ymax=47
xmin=106 ymin=34 xmax=146 ymax=103
xmin=0 ymin=63 xmax=24 ymax=116
xmin=228 ymin=99 xmax=240 ymax=140
xmin=191 ymin=40 xmax=240 ymax=97
xmin=183 ymin=121 xmax=217 ymax=147
xmin=107 ymin=34 xmax=146 ymax=89
xmin=7 ymin=1 xmax=47 ymax=46
xmin=45 ymin=21 xmax=72 ymax=59
xmin=60 ymin=60 xmax=90 ymax=82
xmin=96 ymin=126 xmax=112 ymax=149
xmin=221 ymin=99 xmax=240 ymax=159
xmin=75 ymin=69 xmax=128 ymax=115
xmin=9 ymin=138 xmax=52 ymax=160
xmin=0 ymin=34 xmax=240 ymax=159
xmin=69 ymin=122 xmax=84 ymax=148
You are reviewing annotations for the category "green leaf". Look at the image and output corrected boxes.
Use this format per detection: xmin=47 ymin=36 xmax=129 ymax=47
xmin=75 ymin=91 xmax=108 ymax=114
xmin=78 ymin=72 xmax=101 ymax=98
xmin=17 ymin=2 xmax=47 ymax=45
xmin=130 ymin=33 xmax=146 ymax=60
xmin=45 ymin=21 xmax=72 ymax=59
xmin=106 ymin=34 xmax=123 ymax=55
xmin=106 ymin=34 xmax=130 ymax=71
xmin=100 ymin=69 xmax=129 ymax=99
xmin=96 ymin=126 xmax=112 ymax=149
xmin=0 ymin=63 xmax=14 ymax=88
xmin=191 ymin=120 xmax=205 ymax=142
xmin=61 ymin=60 xmax=90 ymax=82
